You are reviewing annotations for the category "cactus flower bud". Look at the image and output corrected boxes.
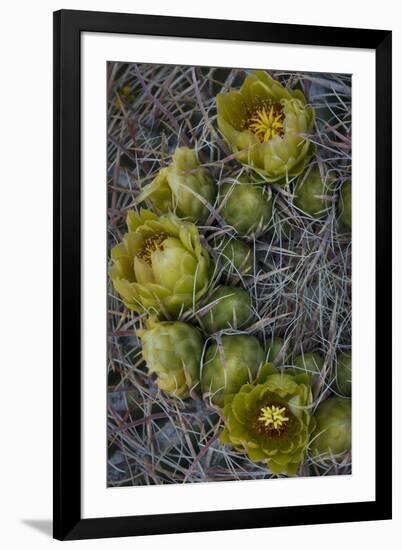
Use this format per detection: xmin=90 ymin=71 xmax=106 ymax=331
xmin=199 ymin=285 xmax=253 ymax=333
xmin=217 ymin=236 xmax=254 ymax=277
xmin=310 ymin=397 xmax=351 ymax=462
xmin=137 ymin=318 xmax=203 ymax=398
xmin=266 ymin=336 xmax=288 ymax=365
xmin=287 ymin=352 xmax=324 ymax=379
xmin=220 ymin=182 xmax=272 ymax=235
xmin=201 ymin=334 xmax=265 ymax=407
xmin=294 ymin=166 xmax=334 ymax=218
xmin=335 ymin=351 xmax=351 ymax=396
xmin=137 ymin=147 xmax=216 ymax=224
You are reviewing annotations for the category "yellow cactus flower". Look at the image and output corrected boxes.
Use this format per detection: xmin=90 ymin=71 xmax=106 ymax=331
xmin=216 ymin=71 xmax=315 ymax=182
xmin=109 ymin=209 xmax=212 ymax=316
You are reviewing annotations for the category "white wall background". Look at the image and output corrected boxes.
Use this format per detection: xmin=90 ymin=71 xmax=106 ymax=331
xmin=0 ymin=0 xmax=400 ymax=548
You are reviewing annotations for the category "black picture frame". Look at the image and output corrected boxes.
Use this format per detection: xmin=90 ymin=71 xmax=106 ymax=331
xmin=53 ymin=9 xmax=392 ymax=541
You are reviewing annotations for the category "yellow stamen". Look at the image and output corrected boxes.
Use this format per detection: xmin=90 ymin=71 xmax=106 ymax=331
xmin=247 ymin=104 xmax=284 ymax=143
xmin=136 ymin=233 xmax=167 ymax=264
xmin=258 ymin=405 xmax=289 ymax=430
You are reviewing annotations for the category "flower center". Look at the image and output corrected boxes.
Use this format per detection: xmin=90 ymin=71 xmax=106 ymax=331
xmin=258 ymin=405 xmax=289 ymax=430
xmin=246 ymin=101 xmax=285 ymax=142
xmin=136 ymin=233 xmax=167 ymax=264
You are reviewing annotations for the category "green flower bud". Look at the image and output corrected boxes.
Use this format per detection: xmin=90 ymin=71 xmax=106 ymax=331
xmin=216 ymin=71 xmax=315 ymax=182
xmin=310 ymin=397 xmax=351 ymax=463
xmin=138 ymin=318 xmax=203 ymax=398
xmin=339 ymin=180 xmax=351 ymax=230
xmin=294 ymin=166 xmax=334 ymax=218
xmin=217 ymin=236 xmax=254 ymax=277
xmin=137 ymin=147 xmax=216 ymax=224
xmin=220 ymin=182 xmax=272 ymax=235
xmin=201 ymin=334 xmax=265 ymax=407
xmin=335 ymin=351 xmax=351 ymax=396
xmin=220 ymin=367 xmax=315 ymax=475
xmin=266 ymin=336 xmax=288 ymax=365
xmin=109 ymin=209 xmax=212 ymax=316
xmin=287 ymin=352 xmax=324 ymax=378
xmin=199 ymin=286 xmax=253 ymax=333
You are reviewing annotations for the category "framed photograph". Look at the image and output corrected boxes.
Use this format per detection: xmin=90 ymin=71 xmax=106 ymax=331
xmin=53 ymin=9 xmax=392 ymax=541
